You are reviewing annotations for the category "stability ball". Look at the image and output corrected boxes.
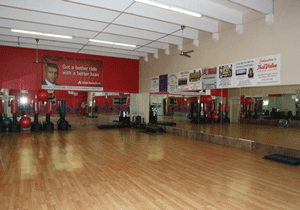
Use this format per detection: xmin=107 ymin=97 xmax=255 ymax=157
xmin=212 ymin=113 xmax=219 ymax=121
xmin=37 ymin=89 xmax=49 ymax=102
xmin=240 ymin=113 xmax=245 ymax=119
xmin=20 ymin=116 xmax=31 ymax=128
xmin=205 ymin=96 xmax=212 ymax=104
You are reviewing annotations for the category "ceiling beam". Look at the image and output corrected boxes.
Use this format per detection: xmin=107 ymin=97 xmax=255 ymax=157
xmin=229 ymin=0 xmax=273 ymax=14
xmin=152 ymin=0 xmax=243 ymax=25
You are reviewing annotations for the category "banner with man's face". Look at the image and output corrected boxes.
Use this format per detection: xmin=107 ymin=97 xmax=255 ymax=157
xmin=42 ymin=56 xmax=103 ymax=91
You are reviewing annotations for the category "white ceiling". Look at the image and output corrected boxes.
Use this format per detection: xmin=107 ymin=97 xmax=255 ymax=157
xmin=0 ymin=0 xmax=274 ymax=60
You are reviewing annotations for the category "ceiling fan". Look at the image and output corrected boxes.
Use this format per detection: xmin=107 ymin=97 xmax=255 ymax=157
xmin=30 ymin=39 xmax=47 ymax=64
xmin=179 ymin=25 xmax=194 ymax=58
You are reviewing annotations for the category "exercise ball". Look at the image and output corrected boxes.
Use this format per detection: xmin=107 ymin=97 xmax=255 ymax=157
xmin=245 ymin=97 xmax=253 ymax=105
xmin=212 ymin=113 xmax=219 ymax=121
xmin=206 ymin=113 xmax=211 ymax=118
xmin=20 ymin=116 xmax=31 ymax=128
xmin=36 ymin=89 xmax=49 ymax=102
xmin=2 ymin=118 xmax=12 ymax=128
xmin=240 ymin=113 xmax=245 ymax=119
xmin=205 ymin=95 xmax=212 ymax=104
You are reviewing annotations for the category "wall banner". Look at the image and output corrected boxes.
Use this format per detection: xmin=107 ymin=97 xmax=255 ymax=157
xmin=151 ymin=76 xmax=159 ymax=93
xmin=255 ymin=54 xmax=281 ymax=86
xmin=42 ymin=56 xmax=103 ymax=91
xmin=168 ymin=74 xmax=178 ymax=92
xmin=177 ymin=71 xmax=189 ymax=91
xmin=188 ymin=68 xmax=202 ymax=90
xmin=234 ymin=59 xmax=256 ymax=87
xmin=159 ymin=74 xmax=168 ymax=92
xmin=217 ymin=64 xmax=234 ymax=88
xmin=202 ymin=67 xmax=217 ymax=89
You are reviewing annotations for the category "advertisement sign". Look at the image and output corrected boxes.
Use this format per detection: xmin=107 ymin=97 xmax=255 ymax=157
xmin=168 ymin=74 xmax=178 ymax=92
xmin=188 ymin=68 xmax=202 ymax=90
xmin=42 ymin=56 xmax=103 ymax=91
xmin=159 ymin=74 xmax=168 ymax=92
xmin=202 ymin=67 xmax=217 ymax=89
xmin=217 ymin=64 xmax=234 ymax=88
xmin=234 ymin=59 xmax=256 ymax=87
xmin=151 ymin=76 xmax=159 ymax=93
xmin=177 ymin=71 xmax=189 ymax=91
xmin=255 ymin=54 xmax=281 ymax=86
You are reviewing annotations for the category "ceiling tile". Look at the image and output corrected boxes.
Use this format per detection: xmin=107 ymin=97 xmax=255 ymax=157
xmin=113 ymin=13 xmax=179 ymax=34
xmin=83 ymin=45 xmax=147 ymax=57
xmin=0 ymin=6 xmax=109 ymax=32
xmin=79 ymin=50 xmax=140 ymax=60
xmin=19 ymin=38 xmax=84 ymax=49
xmin=127 ymin=3 xmax=218 ymax=33
xmin=65 ymin=0 xmax=134 ymax=12
xmin=135 ymin=47 xmax=158 ymax=54
xmin=0 ymin=0 xmax=120 ymax=23
xmin=20 ymin=43 xmax=79 ymax=53
xmin=0 ymin=18 xmax=98 ymax=39
xmin=94 ymin=33 xmax=150 ymax=46
xmin=104 ymin=25 xmax=164 ymax=40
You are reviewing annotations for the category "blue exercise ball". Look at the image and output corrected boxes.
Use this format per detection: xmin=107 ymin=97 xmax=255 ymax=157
xmin=2 ymin=118 xmax=12 ymax=128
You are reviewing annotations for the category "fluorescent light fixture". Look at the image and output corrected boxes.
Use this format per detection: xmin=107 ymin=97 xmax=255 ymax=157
xmin=44 ymin=33 xmax=72 ymax=39
xmin=114 ymin=42 xmax=136 ymax=48
xmin=134 ymin=0 xmax=201 ymax=18
xmin=11 ymin=29 xmax=43 ymax=36
xmin=89 ymin=39 xmax=114 ymax=45
xmin=11 ymin=29 xmax=72 ymax=39
xmin=89 ymin=39 xmax=136 ymax=48
xmin=135 ymin=0 xmax=170 ymax=9
xmin=170 ymin=7 xmax=201 ymax=18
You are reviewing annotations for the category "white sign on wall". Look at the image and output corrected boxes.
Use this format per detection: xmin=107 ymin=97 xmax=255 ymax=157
xmin=217 ymin=63 xmax=235 ymax=88
xmin=151 ymin=76 xmax=159 ymax=93
xmin=168 ymin=74 xmax=178 ymax=92
xmin=234 ymin=59 xmax=256 ymax=87
xmin=177 ymin=71 xmax=189 ymax=91
xmin=255 ymin=54 xmax=281 ymax=86
xmin=202 ymin=67 xmax=217 ymax=89
xmin=188 ymin=68 xmax=202 ymax=90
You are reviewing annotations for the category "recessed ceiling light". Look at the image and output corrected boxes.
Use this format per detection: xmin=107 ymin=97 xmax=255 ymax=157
xmin=134 ymin=0 xmax=201 ymax=18
xmin=11 ymin=29 xmax=72 ymax=39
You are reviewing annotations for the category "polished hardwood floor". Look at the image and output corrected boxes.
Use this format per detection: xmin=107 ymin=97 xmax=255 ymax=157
xmin=158 ymin=115 xmax=300 ymax=150
xmin=0 ymin=127 xmax=300 ymax=210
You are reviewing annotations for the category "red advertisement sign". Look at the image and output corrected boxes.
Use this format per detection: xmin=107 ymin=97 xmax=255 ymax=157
xmin=42 ymin=56 xmax=103 ymax=91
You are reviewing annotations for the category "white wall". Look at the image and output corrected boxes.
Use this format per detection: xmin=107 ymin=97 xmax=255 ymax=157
xmin=140 ymin=0 xmax=300 ymax=93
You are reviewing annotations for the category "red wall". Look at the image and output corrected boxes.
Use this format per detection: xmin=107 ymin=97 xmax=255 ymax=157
xmin=0 ymin=46 xmax=139 ymax=93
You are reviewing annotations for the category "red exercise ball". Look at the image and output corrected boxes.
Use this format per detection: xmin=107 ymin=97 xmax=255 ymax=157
xmin=245 ymin=97 xmax=253 ymax=105
xmin=37 ymin=89 xmax=49 ymax=102
xmin=205 ymin=95 xmax=212 ymax=104
xmin=20 ymin=116 xmax=31 ymax=128
xmin=207 ymin=113 xmax=211 ymax=118
xmin=212 ymin=113 xmax=219 ymax=121
xmin=240 ymin=113 xmax=245 ymax=119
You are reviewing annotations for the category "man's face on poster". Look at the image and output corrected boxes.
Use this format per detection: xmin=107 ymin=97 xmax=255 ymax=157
xmin=46 ymin=67 xmax=59 ymax=84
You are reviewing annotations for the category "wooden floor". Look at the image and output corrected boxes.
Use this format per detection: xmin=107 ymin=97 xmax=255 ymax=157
xmin=0 ymin=128 xmax=300 ymax=209
xmin=158 ymin=115 xmax=300 ymax=150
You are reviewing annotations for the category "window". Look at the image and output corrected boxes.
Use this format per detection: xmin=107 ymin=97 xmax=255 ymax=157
xmin=113 ymin=97 xmax=127 ymax=105
xmin=169 ymin=98 xmax=178 ymax=105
